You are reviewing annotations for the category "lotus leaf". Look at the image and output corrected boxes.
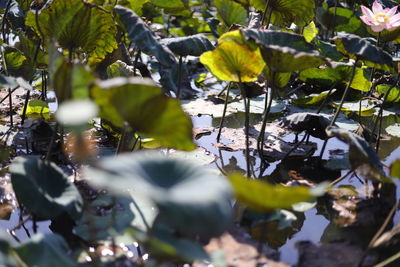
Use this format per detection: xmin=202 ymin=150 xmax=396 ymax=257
xmin=10 ymin=157 xmax=83 ymax=220
xmin=84 ymin=152 xmax=233 ymax=239
xmin=25 ymin=0 xmax=117 ymax=59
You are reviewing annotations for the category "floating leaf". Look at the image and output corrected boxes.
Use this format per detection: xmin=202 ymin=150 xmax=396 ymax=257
xmin=21 ymin=99 xmax=50 ymax=118
xmin=16 ymin=234 xmax=75 ymax=267
xmin=85 ymin=152 xmax=233 ymax=239
xmin=200 ymin=31 xmax=265 ymax=82
xmin=10 ymin=157 xmax=83 ymax=220
xmin=250 ymin=0 xmax=315 ymax=27
xmin=242 ymin=29 xmax=327 ymax=73
xmin=386 ymin=123 xmax=400 ymax=137
xmin=332 ymin=33 xmax=393 ymax=72
xmin=293 ymin=89 xmax=336 ymax=106
xmin=279 ymin=112 xmax=332 ymax=139
xmin=390 ymin=159 xmax=400 ymax=179
xmin=326 ymin=127 xmax=388 ymax=182
xmin=331 ymin=99 xmax=377 ymax=116
xmin=229 ymin=95 xmax=285 ymax=114
xmin=161 ymin=34 xmax=214 ymax=57
xmin=93 ymin=77 xmax=195 ymax=151
xmin=215 ymin=0 xmax=247 ymax=27
xmin=26 ymin=0 xmax=117 ymax=59
xmin=228 ymin=173 xmax=325 ymax=211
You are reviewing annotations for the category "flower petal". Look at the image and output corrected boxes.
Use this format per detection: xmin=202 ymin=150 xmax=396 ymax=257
xmin=371 ymin=24 xmax=385 ymax=32
xmin=386 ymin=6 xmax=398 ymax=17
xmin=360 ymin=15 xmax=374 ymax=25
xmin=372 ymin=1 xmax=384 ymax=14
xmin=361 ymin=6 xmax=376 ymax=22
xmin=389 ymin=12 xmax=400 ymax=24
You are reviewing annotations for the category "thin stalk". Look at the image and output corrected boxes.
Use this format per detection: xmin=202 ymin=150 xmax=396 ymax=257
xmin=257 ymin=77 xmax=274 ymax=158
xmin=368 ymin=201 xmax=399 ymax=248
xmin=116 ymin=123 xmax=129 ymax=154
xmin=1 ymin=0 xmax=12 ymax=44
xmin=132 ymin=49 xmax=141 ymax=76
xmin=217 ymin=82 xmax=232 ymax=142
xmin=329 ymin=169 xmax=354 ymax=186
xmin=260 ymin=0 xmax=271 ymax=26
xmin=0 ymin=87 xmax=17 ymax=104
xmin=330 ymin=61 xmax=358 ymax=126
xmin=8 ymin=87 xmax=12 ymax=127
xmin=283 ymin=133 xmax=308 ymax=159
xmin=20 ymin=90 xmax=30 ymax=126
xmin=45 ymin=123 xmax=59 ymax=161
xmin=330 ymin=0 xmax=338 ymax=38
xmin=368 ymin=32 xmax=381 ymax=84
xmin=374 ymin=251 xmax=400 ymax=267
xmin=176 ymin=56 xmax=183 ymax=99
xmin=317 ymin=83 xmax=336 ymax=114
xmin=238 ymin=73 xmax=251 ymax=177
xmin=375 ymin=108 xmax=383 ymax=153
xmin=319 ymin=138 xmax=329 ymax=159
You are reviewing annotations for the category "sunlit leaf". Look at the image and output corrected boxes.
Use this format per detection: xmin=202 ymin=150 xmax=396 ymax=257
xmin=303 ymin=21 xmax=318 ymax=42
xmin=228 ymin=173 xmax=325 ymax=211
xmin=390 ymin=159 xmax=400 ymax=179
xmin=93 ymin=77 xmax=196 ymax=151
xmin=26 ymin=0 xmax=117 ymax=59
xmin=4 ymin=47 xmax=34 ymax=80
xmin=376 ymin=84 xmax=400 ymax=103
xmin=21 ymin=99 xmax=50 ymax=119
xmin=10 ymin=157 xmax=83 ymax=220
xmin=200 ymin=31 xmax=265 ymax=82
xmin=293 ymin=89 xmax=336 ymax=106
xmin=331 ymin=99 xmax=377 ymax=116
xmin=106 ymin=60 xmax=138 ymax=78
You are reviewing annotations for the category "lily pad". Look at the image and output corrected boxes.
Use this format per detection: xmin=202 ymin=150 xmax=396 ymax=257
xmin=279 ymin=112 xmax=332 ymax=139
xmin=386 ymin=123 xmax=400 ymax=137
xmin=20 ymin=99 xmax=50 ymax=118
xmin=229 ymin=95 xmax=285 ymax=114
xmin=161 ymin=34 xmax=214 ymax=57
xmin=10 ymin=157 xmax=83 ymax=220
xmin=332 ymin=99 xmax=378 ymax=116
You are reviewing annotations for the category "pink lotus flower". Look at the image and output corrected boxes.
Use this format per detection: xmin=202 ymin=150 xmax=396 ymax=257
xmin=360 ymin=1 xmax=400 ymax=32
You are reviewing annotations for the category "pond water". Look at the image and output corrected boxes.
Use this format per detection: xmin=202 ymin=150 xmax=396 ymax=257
xmin=192 ymin=113 xmax=400 ymax=265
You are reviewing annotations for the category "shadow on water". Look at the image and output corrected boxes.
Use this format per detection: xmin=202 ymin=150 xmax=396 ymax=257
xmin=193 ymin=113 xmax=400 ymax=265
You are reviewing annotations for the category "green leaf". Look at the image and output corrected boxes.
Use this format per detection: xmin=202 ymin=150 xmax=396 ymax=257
xmin=10 ymin=157 xmax=83 ymax=220
xmin=49 ymin=53 xmax=94 ymax=103
xmin=316 ymin=6 xmax=368 ymax=36
xmin=303 ymin=21 xmax=318 ymax=42
xmin=93 ymin=77 xmax=196 ymax=151
xmin=299 ymin=63 xmax=371 ymax=92
xmin=16 ymin=34 xmax=48 ymax=70
xmin=326 ymin=127 xmax=388 ymax=182
xmin=200 ymin=30 xmax=265 ymax=82
xmin=161 ymin=34 xmax=214 ymax=57
xmin=85 ymin=152 xmax=233 ymax=239
xmin=333 ymin=33 xmax=393 ymax=72
xmin=293 ymin=89 xmax=336 ymax=107
xmin=376 ymin=84 xmax=400 ymax=103
xmin=215 ymin=0 xmax=247 ymax=27
xmin=25 ymin=0 xmax=117 ymax=59
xmin=242 ymin=29 xmax=327 ymax=73
xmin=4 ymin=47 xmax=34 ymax=80
xmin=107 ymin=60 xmax=138 ymax=78
xmin=228 ymin=173 xmax=324 ymax=211
xmin=390 ymin=159 xmax=400 ymax=179
xmin=16 ymin=234 xmax=75 ymax=267
xmin=264 ymin=64 xmax=291 ymax=88
xmin=150 ymin=0 xmax=191 ymax=16
xmin=250 ymin=0 xmax=315 ymax=27
xmin=331 ymin=99 xmax=377 ymax=116
xmin=20 ymin=99 xmax=50 ymax=119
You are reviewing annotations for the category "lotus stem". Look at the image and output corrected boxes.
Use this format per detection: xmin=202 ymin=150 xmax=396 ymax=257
xmin=373 ymin=74 xmax=400 ymax=153
xmin=46 ymin=123 xmax=59 ymax=161
xmin=237 ymin=72 xmax=251 ymax=177
xmin=176 ymin=55 xmax=183 ymax=99
xmin=20 ymin=89 xmax=30 ymax=126
xmin=261 ymin=0 xmax=271 ymax=26
xmin=8 ymin=87 xmax=12 ymax=127
xmin=317 ymin=83 xmax=336 ymax=114
xmin=330 ymin=0 xmax=338 ymax=38
xmin=257 ymin=76 xmax=274 ymax=159
xmin=283 ymin=133 xmax=308 ymax=159
xmin=217 ymin=82 xmax=232 ymax=142
xmin=1 ymin=0 xmax=12 ymax=44
xmin=330 ymin=60 xmax=358 ymax=126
